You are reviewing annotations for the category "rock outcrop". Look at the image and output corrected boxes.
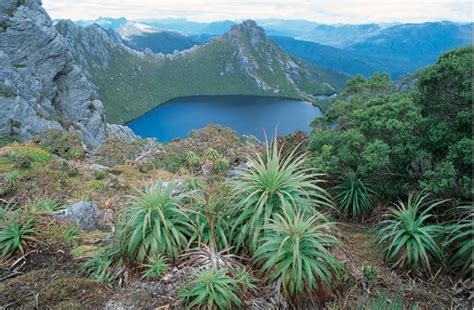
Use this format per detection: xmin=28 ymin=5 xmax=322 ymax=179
xmin=0 ymin=0 xmax=136 ymax=147
xmin=52 ymin=201 xmax=100 ymax=231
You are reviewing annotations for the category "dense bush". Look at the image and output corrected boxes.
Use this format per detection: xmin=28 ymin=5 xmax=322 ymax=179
xmin=82 ymin=243 xmax=122 ymax=284
xmin=308 ymin=47 xmax=472 ymax=202
xmin=153 ymin=125 xmax=243 ymax=173
xmin=141 ymin=255 xmax=169 ymax=280
xmin=188 ymin=186 xmax=232 ymax=250
xmin=33 ymin=129 xmax=85 ymax=160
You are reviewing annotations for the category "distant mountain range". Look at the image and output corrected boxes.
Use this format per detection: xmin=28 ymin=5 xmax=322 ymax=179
xmin=57 ymin=19 xmax=346 ymax=124
xmin=74 ymin=17 xmax=471 ymax=78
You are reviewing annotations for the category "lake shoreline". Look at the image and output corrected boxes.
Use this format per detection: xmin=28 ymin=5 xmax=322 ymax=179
xmin=126 ymin=95 xmax=323 ymax=142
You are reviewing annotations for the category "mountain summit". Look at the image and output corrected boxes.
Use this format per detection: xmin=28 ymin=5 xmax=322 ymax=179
xmin=58 ymin=19 xmax=346 ymax=124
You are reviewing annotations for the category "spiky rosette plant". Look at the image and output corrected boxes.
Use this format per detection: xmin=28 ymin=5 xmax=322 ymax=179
xmin=179 ymin=268 xmax=242 ymax=309
xmin=188 ymin=187 xmax=231 ymax=250
xmin=334 ymin=169 xmax=375 ymax=220
xmin=444 ymin=205 xmax=473 ymax=279
xmin=231 ymin=138 xmax=332 ymax=253
xmin=0 ymin=219 xmax=38 ymax=257
xmin=141 ymin=254 xmax=169 ymax=280
xmin=120 ymin=181 xmax=193 ymax=263
xmin=254 ymin=210 xmax=341 ymax=300
xmin=377 ymin=192 xmax=446 ymax=272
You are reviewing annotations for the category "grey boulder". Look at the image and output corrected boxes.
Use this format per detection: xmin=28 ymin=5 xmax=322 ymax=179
xmin=52 ymin=201 xmax=99 ymax=231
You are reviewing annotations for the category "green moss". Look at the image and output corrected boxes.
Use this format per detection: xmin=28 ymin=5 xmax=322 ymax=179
xmin=71 ymin=245 xmax=99 ymax=258
xmin=4 ymin=144 xmax=52 ymax=162
xmin=32 ymin=129 xmax=85 ymax=160
xmin=89 ymin=180 xmax=106 ymax=191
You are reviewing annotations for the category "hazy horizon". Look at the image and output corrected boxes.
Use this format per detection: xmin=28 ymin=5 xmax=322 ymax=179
xmin=43 ymin=0 xmax=472 ymax=24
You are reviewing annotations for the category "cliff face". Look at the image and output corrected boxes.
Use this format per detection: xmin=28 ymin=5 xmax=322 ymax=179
xmin=0 ymin=0 xmax=129 ymax=147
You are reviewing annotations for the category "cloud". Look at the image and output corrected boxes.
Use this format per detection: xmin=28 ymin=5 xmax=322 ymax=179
xmin=42 ymin=0 xmax=472 ymax=23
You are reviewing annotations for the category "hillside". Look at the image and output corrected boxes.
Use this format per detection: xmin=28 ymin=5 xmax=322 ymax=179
xmin=57 ymin=20 xmax=346 ymax=124
xmin=271 ymin=36 xmax=378 ymax=76
xmin=125 ymin=31 xmax=197 ymax=54
xmin=88 ymin=19 xmax=199 ymax=55
xmin=346 ymin=22 xmax=472 ymax=76
xmin=271 ymin=21 xmax=471 ymax=78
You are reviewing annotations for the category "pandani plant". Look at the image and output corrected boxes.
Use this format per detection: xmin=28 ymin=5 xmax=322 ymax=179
xmin=230 ymin=137 xmax=333 ymax=253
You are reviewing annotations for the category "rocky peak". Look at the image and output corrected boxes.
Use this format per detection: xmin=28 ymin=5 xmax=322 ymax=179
xmin=227 ymin=20 xmax=266 ymax=47
xmin=0 ymin=0 xmax=135 ymax=147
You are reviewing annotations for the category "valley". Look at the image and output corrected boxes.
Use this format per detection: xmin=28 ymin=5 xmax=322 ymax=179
xmin=56 ymin=19 xmax=345 ymax=124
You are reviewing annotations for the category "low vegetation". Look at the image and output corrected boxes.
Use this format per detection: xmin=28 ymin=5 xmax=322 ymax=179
xmin=0 ymin=48 xmax=471 ymax=308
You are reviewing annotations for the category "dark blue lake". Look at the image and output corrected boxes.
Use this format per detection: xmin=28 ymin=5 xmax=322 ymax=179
xmin=126 ymin=95 xmax=323 ymax=141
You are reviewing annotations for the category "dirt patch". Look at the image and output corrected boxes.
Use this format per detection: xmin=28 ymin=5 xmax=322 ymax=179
xmin=0 ymin=268 xmax=111 ymax=308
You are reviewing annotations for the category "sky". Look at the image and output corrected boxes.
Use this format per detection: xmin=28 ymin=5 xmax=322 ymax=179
xmin=42 ymin=0 xmax=472 ymax=24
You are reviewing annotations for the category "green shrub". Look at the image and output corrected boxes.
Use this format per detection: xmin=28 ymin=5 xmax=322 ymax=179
xmin=0 ymin=217 xmax=38 ymax=257
xmin=254 ymin=210 xmax=340 ymax=300
xmin=82 ymin=243 xmax=122 ymax=284
xmin=63 ymin=225 xmax=80 ymax=246
xmin=141 ymin=255 xmax=169 ymax=280
xmin=444 ymin=205 xmax=473 ymax=278
xmin=186 ymin=151 xmax=201 ymax=169
xmin=28 ymin=198 xmax=62 ymax=213
xmin=5 ymin=170 xmax=21 ymax=188
xmin=121 ymin=181 xmax=192 ymax=262
xmin=180 ymin=268 xmax=242 ymax=309
xmin=189 ymin=188 xmax=231 ymax=250
xmin=11 ymin=155 xmax=32 ymax=169
xmin=94 ymin=170 xmax=106 ymax=180
xmin=234 ymin=266 xmax=257 ymax=293
xmin=153 ymin=147 xmax=188 ymax=173
xmin=231 ymin=138 xmax=332 ymax=253
xmin=204 ymin=148 xmax=220 ymax=161
xmin=33 ymin=129 xmax=85 ymax=160
xmin=215 ymin=156 xmax=230 ymax=175
xmin=95 ymin=138 xmax=142 ymax=166
xmin=377 ymin=192 xmax=445 ymax=272
xmin=334 ymin=169 xmax=375 ymax=220
xmin=362 ymin=265 xmax=378 ymax=282
xmin=0 ymin=136 xmax=16 ymax=148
